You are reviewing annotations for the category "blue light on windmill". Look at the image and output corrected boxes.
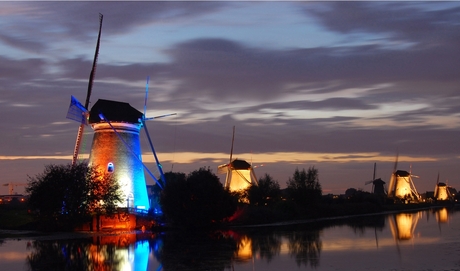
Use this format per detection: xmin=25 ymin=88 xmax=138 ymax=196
xmin=66 ymin=95 xmax=88 ymax=124
xmin=107 ymin=162 xmax=114 ymax=173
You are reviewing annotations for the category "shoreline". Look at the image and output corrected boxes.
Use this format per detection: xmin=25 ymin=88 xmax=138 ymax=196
xmin=1 ymin=203 xmax=457 ymax=239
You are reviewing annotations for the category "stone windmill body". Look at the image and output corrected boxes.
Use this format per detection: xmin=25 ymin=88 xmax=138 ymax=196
xmin=87 ymin=99 xmax=150 ymax=210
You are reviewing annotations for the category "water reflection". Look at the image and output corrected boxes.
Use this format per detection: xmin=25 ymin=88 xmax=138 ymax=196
xmin=158 ymin=231 xmax=236 ymax=270
xmin=23 ymin=227 xmax=323 ymax=271
xmin=435 ymin=207 xmax=448 ymax=223
xmin=13 ymin=207 xmax=460 ymax=270
xmin=241 ymin=230 xmax=281 ymax=262
xmin=286 ymin=229 xmax=321 ymax=268
xmin=389 ymin=212 xmax=420 ymax=241
xmin=26 ymin=233 xmax=153 ymax=271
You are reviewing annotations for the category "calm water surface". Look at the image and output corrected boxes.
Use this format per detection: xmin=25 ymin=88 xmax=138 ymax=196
xmin=1 ymin=206 xmax=459 ymax=271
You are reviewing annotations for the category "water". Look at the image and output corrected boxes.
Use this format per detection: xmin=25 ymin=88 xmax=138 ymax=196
xmin=1 ymin=206 xmax=459 ymax=271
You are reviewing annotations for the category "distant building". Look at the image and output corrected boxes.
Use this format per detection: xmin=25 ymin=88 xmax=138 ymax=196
xmin=0 ymin=194 xmax=28 ymax=204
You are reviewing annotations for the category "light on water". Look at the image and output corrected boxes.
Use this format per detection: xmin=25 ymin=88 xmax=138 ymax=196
xmin=1 ymin=207 xmax=459 ymax=271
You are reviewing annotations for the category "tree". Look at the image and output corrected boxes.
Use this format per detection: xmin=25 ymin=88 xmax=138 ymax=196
xmin=247 ymin=173 xmax=281 ymax=206
xmin=26 ymin=162 xmax=122 ymax=229
xmin=286 ymin=167 xmax=322 ymax=205
xmin=160 ymin=167 xmax=238 ymax=228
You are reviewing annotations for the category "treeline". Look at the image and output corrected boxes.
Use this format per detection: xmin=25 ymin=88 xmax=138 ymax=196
xmin=24 ymin=162 xmax=390 ymax=231
xmin=158 ymin=166 xmax=322 ymax=228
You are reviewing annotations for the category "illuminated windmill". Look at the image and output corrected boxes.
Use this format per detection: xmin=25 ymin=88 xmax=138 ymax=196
xmin=218 ymin=126 xmax=258 ymax=191
xmin=69 ymin=98 xmax=169 ymax=212
xmin=365 ymin=163 xmax=386 ymax=195
xmin=86 ymin=80 xmax=173 ymax=212
xmin=387 ymin=154 xmax=421 ymax=202
xmin=87 ymin=99 xmax=150 ymax=210
xmin=66 ymin=14 xmax=168 ymax=212
xmin=434 ymin=173 xmax=454 ymax=201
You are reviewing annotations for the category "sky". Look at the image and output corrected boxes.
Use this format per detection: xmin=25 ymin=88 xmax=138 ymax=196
xmin=1 ymin=1 xmax=460 ymax=196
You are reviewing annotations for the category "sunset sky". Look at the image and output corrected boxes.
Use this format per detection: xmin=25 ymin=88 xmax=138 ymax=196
xmin=1 ymin=1 xmax=460 ymax=195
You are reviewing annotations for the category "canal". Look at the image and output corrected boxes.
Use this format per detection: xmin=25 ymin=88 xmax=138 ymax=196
xmin=1 ymin=206 xmax=459 ymax=270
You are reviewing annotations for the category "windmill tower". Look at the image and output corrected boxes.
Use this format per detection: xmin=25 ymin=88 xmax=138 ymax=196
xmin=87 ymin=99 xmax=150 ymax=210
xmin=217 ymin=126 xmax=258 ymax=191
xmin=387 ymin=155 xmax=420 ymax=202
xmin=365 ymin=163 xmax=386 ymax=195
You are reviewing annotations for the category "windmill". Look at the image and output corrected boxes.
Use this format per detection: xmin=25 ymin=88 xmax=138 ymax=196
xmin=434 ymin=172 xmax=454 ymax=201
xmin=66 ymin=15 xmax=172 ymax=212
xmin=387 ymin=153 xmax=421 ymax=202
xmin=86 ymin=76 xmax=176 ymax=212
xmin=217 ymin=126 xmax=258 ymax=191
xmin=365 ymin=163 xmax=386 ymax=195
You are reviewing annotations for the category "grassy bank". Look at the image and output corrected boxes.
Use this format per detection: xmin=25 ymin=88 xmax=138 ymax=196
xmin=0 ymin=205 xmax=35 ymax=230
xmin=226 ymin=201 xmax=451 ymax=227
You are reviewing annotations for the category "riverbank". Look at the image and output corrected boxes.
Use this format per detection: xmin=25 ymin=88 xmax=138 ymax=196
xmin=1 ymin=201 xmax=457 ymax=235
xmin=224 ymin=201 xmax=458 ymax=228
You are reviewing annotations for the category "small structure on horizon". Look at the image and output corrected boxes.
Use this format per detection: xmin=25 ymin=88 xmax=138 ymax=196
xmin=370 ymin=178 xmax=386 ymax=195
xmin=365 ymin=163 xmax=387 ymax=196
xmin=218 ymin=158 xmax=258 ymax=191
xmin=433 ymin=173 xmax=456 ymax=201
xmin=217 ymin=126 xmax=258 ymax=192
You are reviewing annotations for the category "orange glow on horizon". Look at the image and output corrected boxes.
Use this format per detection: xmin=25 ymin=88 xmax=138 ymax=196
xmin=140 ymin=151 xmax=437 ymax=164
xmin=0 ymin=152 xmax=438 ymax=164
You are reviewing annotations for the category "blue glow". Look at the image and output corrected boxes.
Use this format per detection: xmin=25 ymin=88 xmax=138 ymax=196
xmin=107 ymin=162 xmax=114 ymax=172
xmin=133 ymin=240 xmax=149 ymax=271
xmin=89 ymin=121 xmax=150 ymax=210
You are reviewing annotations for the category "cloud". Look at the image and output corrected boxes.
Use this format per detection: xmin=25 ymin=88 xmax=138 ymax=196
xmin=1 ymin=1 xmax=460 ymax=193
xmin=304 ymin=2 xmax=460 ymax=48
xmin=0 ymin=56 xmax=46 ymax=80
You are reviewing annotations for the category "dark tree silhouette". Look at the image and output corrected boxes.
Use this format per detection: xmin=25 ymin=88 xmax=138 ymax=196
xmin=26 ymin=162 xmax=122 ymax=230
xmin=247 ymin=173 xmax=281 ymax=206
xmin=286 ymin=167 xmax=322 ymax=205
xmin=160 ymin=167 xmax=237 ymax=228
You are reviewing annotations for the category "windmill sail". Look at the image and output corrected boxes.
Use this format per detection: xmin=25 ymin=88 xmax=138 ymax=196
xmin=66 ymin=95 xmax=88 ymax=124
xmin=72 ymin=13 xmax=103 ymax=165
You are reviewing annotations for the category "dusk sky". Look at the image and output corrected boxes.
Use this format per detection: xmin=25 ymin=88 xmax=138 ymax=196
xmin=1 ymin=1 xmax=460 ymax=196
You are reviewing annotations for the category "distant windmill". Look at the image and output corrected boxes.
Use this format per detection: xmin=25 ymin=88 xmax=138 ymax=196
xmin=217 ymin=126 xmax=258 ymax=191
xmin=434 ymin=172 xmax=454 ymax=201
xmin=387 ymin=153 xmax=421 ymax=202
xmin=365 ymin=163 xmax=386 ymax=195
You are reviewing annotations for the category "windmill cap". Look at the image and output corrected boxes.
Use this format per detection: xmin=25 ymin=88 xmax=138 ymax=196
xmin=395 ymin=170 xmax=410 ymax=177
xmin=88 ymin=99 xmax=143 ymax=124
xmin=231 ymin=159 xmax=252 ymax=170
